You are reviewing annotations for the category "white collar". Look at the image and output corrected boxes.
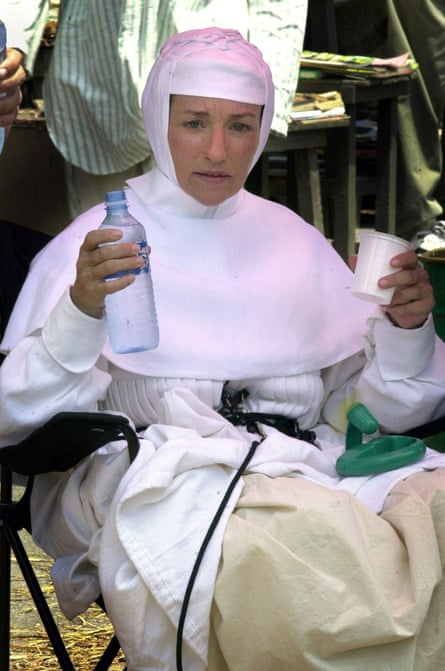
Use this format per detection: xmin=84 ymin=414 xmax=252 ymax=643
xmin=127 ymin=167 xmax=244 ymax=220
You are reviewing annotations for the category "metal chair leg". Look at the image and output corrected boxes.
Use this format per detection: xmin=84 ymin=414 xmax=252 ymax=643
xmin=5 ymin=523 xmax=76 ymax=670
xmin=0 ymin=466 xmax=13 ymax=671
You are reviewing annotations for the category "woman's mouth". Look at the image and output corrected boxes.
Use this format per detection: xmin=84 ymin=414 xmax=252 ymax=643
xmin=195 ymin=171 xmax=231 ymax=184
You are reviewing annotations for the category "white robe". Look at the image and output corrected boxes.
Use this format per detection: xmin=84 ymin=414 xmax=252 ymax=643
xmin=4 ymin=26 xmax=445 ymax=668
xmin=2 ymin=179 xmax=445 ymax=669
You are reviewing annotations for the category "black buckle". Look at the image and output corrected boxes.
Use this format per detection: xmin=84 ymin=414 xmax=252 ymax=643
xmin=219 ymin=387 xmax=317 ymax=444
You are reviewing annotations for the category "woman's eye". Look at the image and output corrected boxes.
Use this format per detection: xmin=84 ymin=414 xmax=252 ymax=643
xmin=185 ymin=119 xmax=203 ymax=129
xmin=231 ymin=122 xmax=249 ymax=132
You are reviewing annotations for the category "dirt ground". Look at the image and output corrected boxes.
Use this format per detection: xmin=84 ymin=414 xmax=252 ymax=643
xmin=7 ymin=481 xmax=127 ymax=670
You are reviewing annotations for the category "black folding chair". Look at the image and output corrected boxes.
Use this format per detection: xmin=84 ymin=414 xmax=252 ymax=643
xmin=0 ymin=411 xmax=140 ymax=671
xmin=0 ymin=219 xmax=138 ymax=670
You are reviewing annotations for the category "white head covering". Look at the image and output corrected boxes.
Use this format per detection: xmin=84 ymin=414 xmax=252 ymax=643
xmin=141 ymin=27 xmax=275 ymax=184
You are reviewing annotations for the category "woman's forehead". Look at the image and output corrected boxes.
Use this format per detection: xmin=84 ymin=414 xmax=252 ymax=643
xmin=170 ymin=94 xmax=262 ymax=114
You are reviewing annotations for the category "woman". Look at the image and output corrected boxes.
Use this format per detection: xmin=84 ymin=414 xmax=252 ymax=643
xmin=1 ymin=27 xmax=445 ymax=671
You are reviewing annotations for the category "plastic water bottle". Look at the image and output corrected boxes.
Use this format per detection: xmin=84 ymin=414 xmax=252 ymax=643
xmin=99 ymin=190 xmax=159 ymax=353
xmin=0 ymin=20 xmax=7 ymax=155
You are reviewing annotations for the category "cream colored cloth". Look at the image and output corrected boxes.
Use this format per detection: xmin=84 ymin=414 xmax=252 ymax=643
xmin=209 ymin=470 xmax=445 ymax=671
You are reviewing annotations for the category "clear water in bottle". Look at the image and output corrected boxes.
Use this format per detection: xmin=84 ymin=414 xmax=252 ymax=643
xmin=99 ymin=190 xmax=159 ymax=353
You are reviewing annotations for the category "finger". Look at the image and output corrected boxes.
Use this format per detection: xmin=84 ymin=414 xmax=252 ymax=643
xmin=84 ymin=229 xmax=150 ymax=265
xmin=379 ymin=264 xmax=425 ymax=291
xmin=384 ymin=298 xmax=433 ymax=329
xmin=0 ymin=49 xmax=25 ymax=75
xmin=78 ymin=230 xmax=144 ymax=281
xmin=348 ymin=255 xmax=357 ymax=272
xmin=0 ymin=65 xmax=26 ymax=89
xmin=102 ymin=272 xmax=136 ymax=296
xmin=0 ymin=53 xmax=26 ymax=91
xmin=97 ymin=253 xmax=145 ymax=281
xmin=81 ymin=228 xmax=123 ymax=250
xmin=389 ymin=249 xmax=418 ymax=269
xmin=82 ymin=228 xmax=152 ymax=253
xmin=390 ymin=278 xmax=433 ymax=307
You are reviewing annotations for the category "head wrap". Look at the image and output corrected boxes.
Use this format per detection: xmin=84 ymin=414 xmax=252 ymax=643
xmin=142 ymin=27 xmax=275 ymax=183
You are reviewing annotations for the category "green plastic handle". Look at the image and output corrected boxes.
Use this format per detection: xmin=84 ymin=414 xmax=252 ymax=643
xmin=336 ymin=435 xmax=425 ymax=476
xmin=337 ymin=403 xmax=426 ymax=476
xmin=345 ymin=403 xmax=379 ymax=450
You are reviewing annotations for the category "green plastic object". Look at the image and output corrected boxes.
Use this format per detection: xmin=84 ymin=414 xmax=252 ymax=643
xmin=336 ymin=403 xmax=426 ymax=476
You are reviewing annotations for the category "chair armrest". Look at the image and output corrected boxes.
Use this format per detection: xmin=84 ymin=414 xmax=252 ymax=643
xmin=0 ymin=412 xmax=139 ymax=475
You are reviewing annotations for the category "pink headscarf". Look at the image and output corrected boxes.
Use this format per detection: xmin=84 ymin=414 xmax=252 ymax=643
xmin=141 ymin=27 xmax=275 ymax=184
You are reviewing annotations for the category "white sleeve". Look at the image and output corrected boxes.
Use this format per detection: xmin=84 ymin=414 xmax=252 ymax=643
xmin=321 ymin=312 xmax=445 ymax=435
xmin=0 ymin=289 xmax=111 ymax=447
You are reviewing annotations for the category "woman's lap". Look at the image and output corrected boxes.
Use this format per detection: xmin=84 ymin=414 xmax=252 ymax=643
xmin=32 ymin=451 xmax=445 ymax=669
xmin=209 ymin=470 xmax=445 ymax=670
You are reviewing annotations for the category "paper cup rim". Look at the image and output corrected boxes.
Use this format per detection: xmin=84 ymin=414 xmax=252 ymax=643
xmin=358 ymin=230 xmax=411 ymax=248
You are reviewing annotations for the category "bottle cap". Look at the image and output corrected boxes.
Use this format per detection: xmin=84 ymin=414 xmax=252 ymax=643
xmin=105 ymin=190 xmax=127 ymax=206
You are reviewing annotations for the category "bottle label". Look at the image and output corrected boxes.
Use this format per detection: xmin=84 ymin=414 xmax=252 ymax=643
xmin=105 ymin=240 xmax=149 ymax=280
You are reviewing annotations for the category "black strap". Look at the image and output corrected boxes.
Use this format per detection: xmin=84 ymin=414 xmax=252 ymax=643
xmin=175 ymin=437 xmax=261 ymax=671
xmin=0 ymin=412 xmax=139 ymax=475
xmin=219 ymin=387 xmax=317 ymax=444
xmin=176 ymin=386 xmax=316 ymax=668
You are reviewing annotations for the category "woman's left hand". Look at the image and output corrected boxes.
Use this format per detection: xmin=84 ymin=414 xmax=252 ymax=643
xmin=350 ymin=249 xmax=435 ymax=329
xmin=0 ymin=48 xmax=25 ymax=127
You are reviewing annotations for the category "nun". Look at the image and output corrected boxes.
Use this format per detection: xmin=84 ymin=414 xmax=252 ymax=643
xmin=1 ymin=26 xmax=445 ymax=671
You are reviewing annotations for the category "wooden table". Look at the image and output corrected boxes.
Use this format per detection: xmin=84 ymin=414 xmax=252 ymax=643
xmin=298 ymin=74 xmax=415 ymax=242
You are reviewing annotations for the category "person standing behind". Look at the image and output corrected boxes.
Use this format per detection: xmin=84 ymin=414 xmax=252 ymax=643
xmin=334 ymin=0 xmax=445 ymax=242
xmin=2 ymin=0 xmax=308 ymax=220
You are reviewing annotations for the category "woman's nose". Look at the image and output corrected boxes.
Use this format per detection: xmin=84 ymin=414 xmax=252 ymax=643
xmin=205 ymin=127 xmax=227 ymax=162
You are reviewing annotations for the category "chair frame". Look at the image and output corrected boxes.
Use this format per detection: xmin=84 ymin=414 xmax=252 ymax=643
xmin=0 ymin=412 xmax=140 ymax=671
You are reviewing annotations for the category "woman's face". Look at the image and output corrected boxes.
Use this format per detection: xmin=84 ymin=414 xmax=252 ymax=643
xmin=168 ymin=94 xmax=262 ymax=206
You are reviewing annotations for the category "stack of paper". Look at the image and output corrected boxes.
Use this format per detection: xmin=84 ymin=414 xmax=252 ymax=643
xmin=290 ymin=91 xmax=345 ymax=121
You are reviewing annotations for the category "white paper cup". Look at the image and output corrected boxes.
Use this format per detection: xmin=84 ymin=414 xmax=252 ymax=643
xmin=352 ymin=231 xmax=411 ymax=304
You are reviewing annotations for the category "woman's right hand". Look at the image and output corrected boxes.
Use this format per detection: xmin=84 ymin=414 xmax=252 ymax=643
xmin=70 ymin=229 xmax=145 ymax=318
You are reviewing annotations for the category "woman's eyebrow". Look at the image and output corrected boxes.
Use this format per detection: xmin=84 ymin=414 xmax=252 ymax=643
xmin=180 ymin=108 xmax=209 ymax=116
xmin=179 ymin=109 xmax=258 ymax=119
xmin=230 ymin=111 xmax=258 ymax=119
